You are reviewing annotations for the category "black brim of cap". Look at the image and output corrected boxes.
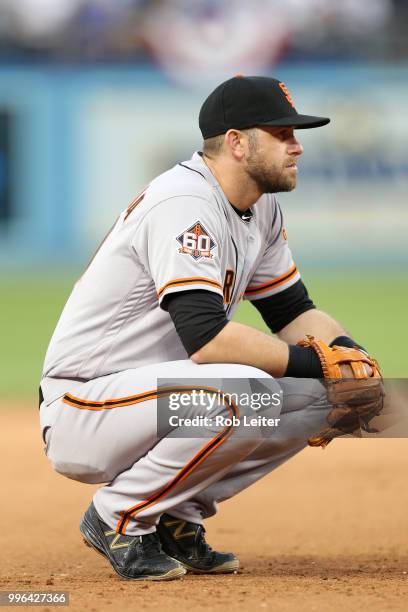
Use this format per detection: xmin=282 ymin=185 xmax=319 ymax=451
xmin=260 ymin=114 xmax=330 ymax=129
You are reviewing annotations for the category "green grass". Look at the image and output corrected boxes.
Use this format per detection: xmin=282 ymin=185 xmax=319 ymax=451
xmin=0 ymin=274 xmax=77 ymax=401
xmin=1 ymin=270 xmax=406 ymax=400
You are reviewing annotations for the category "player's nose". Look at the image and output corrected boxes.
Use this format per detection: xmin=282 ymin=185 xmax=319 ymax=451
xmin=288 ymin=137 xmax=303 ymax=157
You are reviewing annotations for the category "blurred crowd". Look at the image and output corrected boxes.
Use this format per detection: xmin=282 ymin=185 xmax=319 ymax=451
xmin=0 ymin=0 xmax=406 ymax=68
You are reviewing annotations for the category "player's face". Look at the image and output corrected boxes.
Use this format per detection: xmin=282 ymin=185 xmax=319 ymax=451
xmin=245 ymin=126 xmax=303 ymax=193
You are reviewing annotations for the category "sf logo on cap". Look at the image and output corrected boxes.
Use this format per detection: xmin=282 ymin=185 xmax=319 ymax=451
xmin=278 ymin=82 xmax=295 ymax=108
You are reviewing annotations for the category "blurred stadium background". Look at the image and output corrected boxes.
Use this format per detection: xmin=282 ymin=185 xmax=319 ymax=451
xmin=0 ymin=0 xmax=407 ymax=400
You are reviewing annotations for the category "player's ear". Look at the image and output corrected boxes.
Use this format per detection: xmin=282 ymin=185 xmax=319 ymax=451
xmin=225 ymin=129 xmax=245 ymax=161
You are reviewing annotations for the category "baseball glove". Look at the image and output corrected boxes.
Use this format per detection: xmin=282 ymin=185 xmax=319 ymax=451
xmin=298 ymin=336 xmax=384 ymax=448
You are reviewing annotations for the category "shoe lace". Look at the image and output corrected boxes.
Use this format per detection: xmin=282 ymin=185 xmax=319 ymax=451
xmin=196 ymin=526 xmax=214 ymax=557
xmin=138 ymin=532 xmax=163 ymax=556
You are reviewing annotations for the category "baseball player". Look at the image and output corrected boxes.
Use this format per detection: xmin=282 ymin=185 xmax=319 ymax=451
xmin=39 ymin=76 xmax=382 ymax=581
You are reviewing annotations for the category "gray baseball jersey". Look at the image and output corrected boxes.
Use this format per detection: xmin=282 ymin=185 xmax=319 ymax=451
xmin=39 ymin=150 xmax=329 ymax=538
xmin=41 ymin=152 xmax=300 ymax=404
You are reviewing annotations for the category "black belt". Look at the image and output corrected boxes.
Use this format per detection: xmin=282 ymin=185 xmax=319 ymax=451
xmin=39 ymin=385 xmax=44 ymax=409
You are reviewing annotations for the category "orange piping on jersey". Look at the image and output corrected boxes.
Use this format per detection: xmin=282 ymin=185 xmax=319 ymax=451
xmin=157 ymin=277 xmax=222 ymax=299
xmin=115 ymin=389 xmax=239 ymax=534
xmin=63 ymin=385 xmax=238 ymax=534
xmin=63 ymin=385 xmax=222 ymax=411
xmin=63 ymin=389 xmax=159 ymax=410
xmin=245 ymin=264 xmax=298 ymax=297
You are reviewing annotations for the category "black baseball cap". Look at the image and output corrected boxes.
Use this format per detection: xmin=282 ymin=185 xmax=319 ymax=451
xmin=199 ymin=75 xmax=330 ymax=139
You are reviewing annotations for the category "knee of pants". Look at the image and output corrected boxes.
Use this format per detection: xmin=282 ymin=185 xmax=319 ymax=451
xmin=46 ymin=438 xmax=115 ymax=484
xmin=48 ymin=453 xmax=112 ymax=484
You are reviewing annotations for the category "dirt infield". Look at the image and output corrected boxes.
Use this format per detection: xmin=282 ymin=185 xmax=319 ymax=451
xmin=1 ymin=404 xmax=407 ymax=611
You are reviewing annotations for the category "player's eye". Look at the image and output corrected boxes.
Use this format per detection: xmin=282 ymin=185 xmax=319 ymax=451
xmin=280 ymin=128 xmax=294 ymax=140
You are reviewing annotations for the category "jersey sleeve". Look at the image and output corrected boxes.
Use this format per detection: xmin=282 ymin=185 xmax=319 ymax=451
xmin=131 ymin=196 xmax=224 ymax=306
xmin=245 ymin=203 xmax=300 ymax=301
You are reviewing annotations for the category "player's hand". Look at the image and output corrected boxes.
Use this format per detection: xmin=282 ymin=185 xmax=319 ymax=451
xmin=298 ymin=336 xmax=384 ymax=448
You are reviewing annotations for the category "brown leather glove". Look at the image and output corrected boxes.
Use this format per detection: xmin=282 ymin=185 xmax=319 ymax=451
xmin=298 ymin=336 xmax=384 ymax=448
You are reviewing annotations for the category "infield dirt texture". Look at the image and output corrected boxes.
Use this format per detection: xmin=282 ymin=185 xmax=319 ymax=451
xmin=1 ymin=271 xmax=407 ymax=610
xmin=1 ymin=406 xmax=408 ymax=611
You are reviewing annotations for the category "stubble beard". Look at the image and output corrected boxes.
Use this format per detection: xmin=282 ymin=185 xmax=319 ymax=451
xmin=246 ymin=150 xmax=297 ymax=194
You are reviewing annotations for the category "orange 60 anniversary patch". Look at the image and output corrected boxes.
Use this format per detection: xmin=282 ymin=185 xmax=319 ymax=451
xmin=177 ymin=221 xmax=216 ymax=261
